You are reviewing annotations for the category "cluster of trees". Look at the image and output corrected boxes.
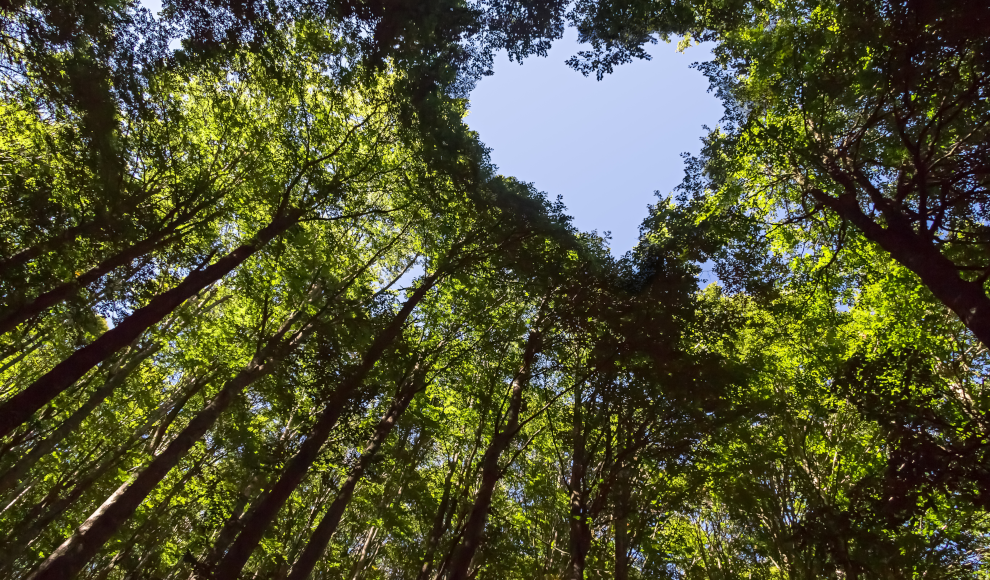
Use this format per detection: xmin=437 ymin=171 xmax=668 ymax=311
xmin=0 ymin=0 xmax=987 ymax=578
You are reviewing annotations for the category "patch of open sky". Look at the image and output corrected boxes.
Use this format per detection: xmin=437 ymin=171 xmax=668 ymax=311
xmin=466 ymin=28 xmax=724 ymax=256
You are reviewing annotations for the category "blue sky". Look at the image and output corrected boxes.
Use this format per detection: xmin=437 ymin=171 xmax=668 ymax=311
xmin=466 ymin=29 xmax=723 ymax=255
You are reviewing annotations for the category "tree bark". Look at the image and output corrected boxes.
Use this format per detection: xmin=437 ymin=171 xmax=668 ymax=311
xmin=0 ymin=216 xmax=111 ymax=280
xmin=416 ymin=452 xmax=461 ymax=580
xmin=810 ymin=179 xmax=990 ymax=347
xmin=146 ymin=375 xmax=211 ymax=455
xmin=566 ymin=382 xmax=589 ymax=580
xmin=194 ymin=476 xmax=263 ymax=577
xmin=0 ymin=220 xmax=183 ymax=336
xmin=0 ymin=342 xmax=160 ymax=495
xmin=211 ymin=272 xmax=442 ymax=580
xmin=0 ymin=444 xmax=126 ymax=571
xmin=349 ymin=526 xmax=379 ymax=580
xmin=0 ymin=208 xmax=303 ymax=440
xmin=613 ymin=421 xmax=629 ymax=580
xmin=93 ymin=453 xmax=213 ymax=580
xmin=26 ymin=300 xmax=314 ymax=580
xmin=286 ymin=381 xmax=417 ymax=580
xmin=446 ymin=331 xmax=540 ymax=580
xmin=0 ymin=187 xmax=158 ymax=279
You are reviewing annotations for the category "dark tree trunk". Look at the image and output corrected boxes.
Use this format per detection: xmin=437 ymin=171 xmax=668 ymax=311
xmin=446 ymin=332 xmax=540 ymax=580
xmin=416 ymin=452 xmax=460 ymax=580
xmin=613 ymin=421 xmax=629 ymax=580
xmin=0 ymin=444 xmax=127 ymax=571
xmin=566 ymin=383 xmax=589 ymax=580
xmin=0 ymin=342 xmax=160 ymax=495
xmin=811 ymin=181 xmax=990 ymax=347
xmin=93 ymin=453 xmax=211 ymax=580
xmin=0 ymin=221 xmax=183 ymax=336
xmin=287 ymin=382 xmax=417 ymax=580
xmin=211 ymin=273 xmax=442 ymax=580
xmin=0 ymin=209 xmax=303 ymax=440
xmin=3 ymin=375 xmax=211 ymax=567
xmin=25 ymin=302 xmax=313 ymax=580
xmin=0 ymin=215 xmax=110 ymax=279
xmin=146 ymin=374 xmax=211 ymax=455
xmin=0 ymin=187 xmax=156 ymax=279
xmin=196 ymin=476 xmax=263 ymax=575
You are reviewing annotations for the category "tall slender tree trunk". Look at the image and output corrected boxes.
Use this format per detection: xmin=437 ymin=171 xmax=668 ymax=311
xmin=0 ymin=221 xmax=99 ymax=279
xmin=194 ymin=476 xmax=262 ymax=577
xmin=0 ymin=214 xmax=115 ymax=280
xmin=0 ymin=370 xmax=192 ymax=555
xmin=0 ymin=208 xmax=303 ymax=440
xmin=0 ymin=186 xmax=158 ymax=279
xmin=566 ymin=382 xmax=589 ymax=580
xmin=446 ymin=331 xmax=540 ymax=580
xmin=349 ymin=526 xmax=379 ymax=580
xmin=0 ymin=444 xmax=127 ymax=571
xmin=416 ymin=452 xmax=461 ymax=580
xmin=26 ymin=300 xmax=315 ymax=580
xmin=0 ymin=330 xmax=49 ymax=383
xmin=146 ymin=375 xmax=211 ymax=455
xmin=93 ymin=453 xmax=213 ymax=580
xmin=0 ymin=342 xmax=160 ymax=495
xmin=286 ymin=380 xmax=418 ymax=580
xmin=0 ymin=218 xmax=188 ymax=335
xmin=211 ymin=272 xmax=442 ymax=580
xmin=613 ymin=421 xmax=629 ymax=580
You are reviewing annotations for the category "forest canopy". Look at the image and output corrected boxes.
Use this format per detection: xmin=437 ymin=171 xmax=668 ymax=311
xmin=0 ymin=0 xmax=988 ymax=579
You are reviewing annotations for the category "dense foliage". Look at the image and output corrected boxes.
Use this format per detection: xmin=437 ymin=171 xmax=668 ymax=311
xmin=0 ymin=0 xmax=987 ymax=578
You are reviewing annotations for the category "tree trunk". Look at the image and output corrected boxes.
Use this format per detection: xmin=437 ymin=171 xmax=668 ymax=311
xmin=211 ymin=272 xmax=442 ymax=580
xmin=194 ymin=476 xmax=263 ymax=576
xmin=350 ymin=527 xmax=381 ymax=580
xmin=446 ymin=331 xmax=540 ymax=580
xmin=0 ymin=342 xmax=160 ymax=495
xmin=146 ymin=375 xmax=211 ymax=455
xmin=566 ymin=382 xmax=589 ymax=580
xmin=0 ymin=215 xmax=110 ymax=279
xmin=811 ymin=182 xmax=990 ymax=347
xmin=0 ymin=444 xmax=126 ymax=572
xmin=5 ymin=373 xmax=213 ymax=564
xmin=94 ymin=453 xmax=212 ymax=580
xmin=0 ymin=208 xmax=303 ymax=440
xmin=0 ymin=187 xmax=157 ymax=279
xmin=613 ymin=421 xmax=629 ymax=580
xmin=26 ymin=300 xmax=313 ymax=580
xmin=0 ymin=221 xmax=182 ymax=336
xmin=416 ymin=452 xmax=460 ymax=580
xmin=286 ymin=382 xmax=417 ymax=580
